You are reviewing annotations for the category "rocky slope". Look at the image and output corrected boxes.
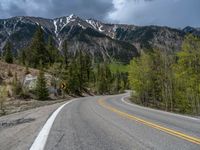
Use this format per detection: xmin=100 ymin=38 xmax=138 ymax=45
xmin=0 ymin=14 xmax=199 ymax=63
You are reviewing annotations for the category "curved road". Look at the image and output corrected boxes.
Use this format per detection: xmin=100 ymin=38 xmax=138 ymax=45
xmin=41 ymin=94 xmax=200 ymax=150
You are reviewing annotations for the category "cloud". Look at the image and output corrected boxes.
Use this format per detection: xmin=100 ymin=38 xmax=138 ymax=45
xmin=0 ymin=0 xmax=114 ymax=20
xmin=0 ymin=0 xmax=199 ymax=28
xmin=107 ymin=0 xmax=200 ymax=28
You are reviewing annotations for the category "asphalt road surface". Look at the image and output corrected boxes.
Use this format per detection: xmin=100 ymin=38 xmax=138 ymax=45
xmin=42 ymin=93 xmax=200 ymax=150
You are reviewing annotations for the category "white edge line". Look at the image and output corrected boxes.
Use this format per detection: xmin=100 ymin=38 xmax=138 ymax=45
xmin=121 ymin=96 xmax=200 ymax=121
xmin=29 ymin=99 xmax=77 ymax=150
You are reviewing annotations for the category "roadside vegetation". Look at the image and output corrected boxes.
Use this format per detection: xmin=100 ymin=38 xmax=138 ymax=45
xmin=128 ymin=34 xmax=200 ymax=115
xmin=0 ymin=26 xmax=128 ymax=115
xmin=1 ymin=25 xmax=199 ymax=116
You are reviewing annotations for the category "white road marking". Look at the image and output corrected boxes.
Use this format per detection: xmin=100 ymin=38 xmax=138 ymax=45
xmin=121 ymin=96 xmax=200 ymax=121
xmin=30 ymin=99 xmax=77 ymax=150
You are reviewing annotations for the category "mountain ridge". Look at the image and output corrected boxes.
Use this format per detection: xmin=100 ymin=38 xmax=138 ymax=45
xmin=0 ymin=14 xmax=199 ymax=63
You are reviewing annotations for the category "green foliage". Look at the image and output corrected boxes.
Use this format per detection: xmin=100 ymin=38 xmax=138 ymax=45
xmin=26 ymin=27 xmax=49 ymax=68
xmin=19 ymin=48 xmax=26 ymax=65
xmin=5 ymin=27 xmax=129 ymax=98
xmin=62 ymin=40 xmax=69 ymax=67
xmin=175 ymin=34 xmax=200 ymax=114
xmin=67 ymin=50 xmax=92 ymax=94
xmin=128 ymin=34 xmax=200 ymax=115
xmin=47 ymin=36 xmax=60 ymax=65
xmin=129 ymin=52 xmax=153 ymax=105
xmin=96 ymin=63 xmax=113 ymax=94
xmin=129 ymin=49 xmax=176 ymax=109
xmin=109 ymin=62 xmax=128 ymax=73
xmin=4 ymin=41 xmax=13 ymax=64
xmin=68 ymin=59 xmax=80 ymax=94
xmin=35 ymin=70 xmax=49 ymax=100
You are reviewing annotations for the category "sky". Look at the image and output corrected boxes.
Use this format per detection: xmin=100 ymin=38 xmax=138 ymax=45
xmin=0 ymin=0 xmax=199 ymax=28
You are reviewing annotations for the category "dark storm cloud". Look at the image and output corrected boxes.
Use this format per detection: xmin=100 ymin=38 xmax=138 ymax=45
xmin=0 ymin=0 xmax=200 ymax=28
xmin=5 ymin=3 xmax=26 ymax=17
xmin=0 ymin=0 xmax=114 ymax=20
xmin=49 ymin=0 xmax=113 ymax=19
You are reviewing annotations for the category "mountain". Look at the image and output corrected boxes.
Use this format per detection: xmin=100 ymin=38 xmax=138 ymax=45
xmin=183 ymin=26 xmax=200 ymax=37
xmin=0 ymin=14 xmax=198 ymax=63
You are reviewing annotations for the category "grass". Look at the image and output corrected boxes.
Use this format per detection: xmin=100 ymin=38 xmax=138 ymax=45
xmin=109 ymin=62 xmax=128 ymax=73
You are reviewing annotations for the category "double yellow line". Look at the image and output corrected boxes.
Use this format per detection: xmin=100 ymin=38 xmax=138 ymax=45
xmin=98 ymin=99 xmax=200 ymax=145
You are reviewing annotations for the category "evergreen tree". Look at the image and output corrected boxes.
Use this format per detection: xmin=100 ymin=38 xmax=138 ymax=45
xmin=47 ymin=36 xmax=59 ymax=65
xmin=75 ymin=50 xmax=92 ymax=91
xmin=19 ymin=49 xmax=26 ymax=65
xmin=97 ymin=63 xmax=113 ymax=94
xmin=113 ymin=70 xmax=122 ymax=93
xmin=65 ymin=51 xmax=93 ymax=94
xmin=62 ymin=40 xmax=69 ymax=67
xmin=35 ymin=70 xmax=49 ymax=100
xmin=68 ymin=59 xmax=80 ymax=94
xmin=28 ymin=27 xmax=48 ymax=68
xmin=4 ymin=41 xmax=13 ymax=64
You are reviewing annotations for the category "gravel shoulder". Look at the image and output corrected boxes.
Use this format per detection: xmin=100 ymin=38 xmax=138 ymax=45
xmin=0 ymin=100 xmax=70 ymax=150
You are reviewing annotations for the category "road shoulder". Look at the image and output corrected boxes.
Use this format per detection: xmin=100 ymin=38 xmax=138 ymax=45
xmin=0 ymin=100 xmax=68 ymax=150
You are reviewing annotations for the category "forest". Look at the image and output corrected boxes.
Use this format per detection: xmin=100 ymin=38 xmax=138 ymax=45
xmin=1 ymin=26 xmax=200 ymax=115
xmin=128 ymin=34 xmax=200 ymax=115
xmin=0 ymin=26 xmax=128 ymax=101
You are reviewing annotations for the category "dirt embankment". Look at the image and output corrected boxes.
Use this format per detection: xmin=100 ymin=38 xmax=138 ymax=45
xmin=0 ymin=61 xmax=38 ymax=78
xmin=0 ymin=61 xmax=69 ymax=116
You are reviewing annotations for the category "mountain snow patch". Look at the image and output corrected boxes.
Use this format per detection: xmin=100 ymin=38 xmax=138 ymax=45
xmin=54 ymin=20 xmax=58 ymax=37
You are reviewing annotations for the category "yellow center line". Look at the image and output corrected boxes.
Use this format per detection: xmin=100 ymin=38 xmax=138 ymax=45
xmin=98 ymin=99 xmax=200 ymax=145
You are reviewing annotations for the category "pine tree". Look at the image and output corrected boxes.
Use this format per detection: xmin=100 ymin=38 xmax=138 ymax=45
xmin=4 ymin=41 xmax=13 ymax=64
xmin=62 ymin=40 xmax=69 ymax=67
xmin=28 ymin=27 xmax=48 ymax=68
xmin=47 ymin=36 xmax=59 ymax=65
xmin=97 ymin=63 xmax=112 ymax=94
xmin=19 ymin=49 xmax=26 ymax=65
xmin=113 ymin=70 xmax=122 ymax=93
xmin=35 ymin=70 xmax=49 ymax=100
xmin=68 ymin=59 xmax=80 ymax=94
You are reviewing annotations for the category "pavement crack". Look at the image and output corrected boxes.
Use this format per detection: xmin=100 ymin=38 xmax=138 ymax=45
xmin=0 ymin=118 xmax=35 ymax=129
xmin=54 ymin=133 xmax=65 ymax=149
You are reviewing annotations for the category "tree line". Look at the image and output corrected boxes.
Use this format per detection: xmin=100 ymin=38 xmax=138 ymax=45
xmin=128 ymin=34 xmax=200 ymax=115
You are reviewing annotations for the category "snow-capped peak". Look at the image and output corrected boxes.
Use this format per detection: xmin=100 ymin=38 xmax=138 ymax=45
xmin=69 ymin=14 xmax=75 ymax=18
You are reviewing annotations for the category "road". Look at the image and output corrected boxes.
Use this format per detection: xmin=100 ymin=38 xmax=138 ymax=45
xmin=37 ymin=93 xmax=200 ymax=150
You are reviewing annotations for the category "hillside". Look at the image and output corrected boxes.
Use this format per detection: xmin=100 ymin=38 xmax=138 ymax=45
xmin=0 ymin=61 xmax=73 ymax=116
xmin=0 ymin=15 xmax=199 ymax=63
xmin=0 ymin=61 xmax=38 ymax=80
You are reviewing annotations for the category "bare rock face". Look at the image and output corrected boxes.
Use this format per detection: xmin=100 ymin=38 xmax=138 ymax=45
xmin=0 ymin=14 xmax=198 ymax=63
xmin=23 ymin=74 xmax=37 ymax=90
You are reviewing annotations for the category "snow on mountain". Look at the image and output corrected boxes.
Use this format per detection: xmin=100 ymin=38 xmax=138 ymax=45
xmin=86 ymin=19 xmax=104 ymax=32
xmin=53 ymin=20 xmax=58 ymax=37
xmin=0 ymin=14 xmax=199 ymax=63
